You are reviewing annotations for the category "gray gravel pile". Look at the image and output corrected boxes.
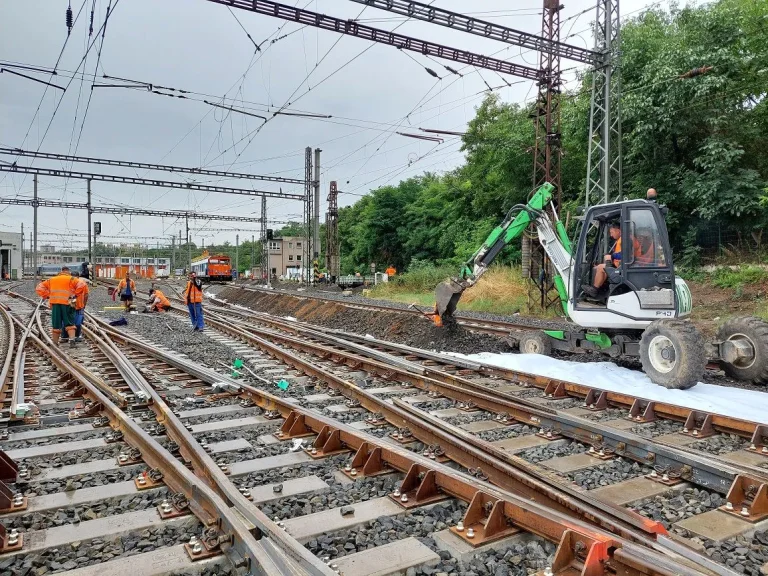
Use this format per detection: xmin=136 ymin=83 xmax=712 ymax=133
xmin=21 ymin=466 xmax=146 ymax=496
xmin=4 ymin=489 xmax=168 ymax=531
xmin=415 ymin=538 xmax=556 ymax=576
xmin=514 ymin=388 xmax=543 ymax=399
xmin=700 ymin=530 xmax=768 ymax=575
xmin=444 ymin=412 xmax=494 ymax=426
xmin=196 ymin=426 xmax=280 ymax=447
xmin=629 ymin=420 xmax=683 ymax=438
xmin=519 ymin=441 xmax=587 ymax=464
xmin=39 ymin=405 xmax=78 ymax=416
xmin=304 ymin=500 xmax=465 ymax=561
xmin=0 ymin=518 xmax=203 ymax=575
xmin=268 ymin=473 xmax=400 ymax=521
xmin=20 ymin=443 xmax=125 ymax=467
xmin=233 ymin=454 xmax=348 ymax=493
xmin=4 ymin=429 xmax=106 ymax=450
xmin=325 ymin=409 xmax=368 ymax=424
xmin=567 ymin=459 xmax=651 ymax=489
xmin=542 ymin=397 xmax=583 ymax=409
xmin=405 ymin=398 xmax=456 ymax=412
xmin=216 ymin=287 xmax=511 ymax=355
xmin=582 ymin=408 xmax=626 ymax=422
xmin=365 ymin=424 xmax=398 ymax=439
xmin=689 ymin=434 xmax=748 ymax=455
xmin=182 ymin=407 xmax=263 ymax=426
xmin=476 ymin=425 xmax=527 ymax=442
xmin=631 ymin=487 xmax=722 ymax=531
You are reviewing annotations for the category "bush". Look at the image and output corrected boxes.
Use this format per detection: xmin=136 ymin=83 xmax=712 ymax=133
xmin=387 ymin=260 xmax=457 ymax=292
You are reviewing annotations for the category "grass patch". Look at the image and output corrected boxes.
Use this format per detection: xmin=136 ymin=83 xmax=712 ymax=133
xmin=710 ymin=266 xmax=768 ymax=289
xmin=369 ymin=265 xmax=528 ymax=315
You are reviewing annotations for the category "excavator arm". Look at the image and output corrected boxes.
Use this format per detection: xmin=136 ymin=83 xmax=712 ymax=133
xmin=433 ymin=182 xmax=572 ymax=323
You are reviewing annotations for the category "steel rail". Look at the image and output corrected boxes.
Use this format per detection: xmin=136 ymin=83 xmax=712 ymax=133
xmin=9 ymin=299 xmax=41 ymax=420
xmin=90 ymin=309 xmax=724 ymax=576
xmin=182 ymin=307 xmax=672 ymax=541
xmin=3 ymin=308 xmax=297 ymax=574
xmin=0 ymin=305 xmax=16 ymax=415
xmin=201 ymin=307 xmax=751 ymax=494
xmin=82 ymin=315 xmax=334 ymax=576
xmin=216 ymin=291 xmax=764 ymax=441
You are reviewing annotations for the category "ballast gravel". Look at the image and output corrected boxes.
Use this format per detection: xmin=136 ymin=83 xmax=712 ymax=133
xmin=631 ymin=487 xmax=722 ymax=532
xmin=567 ymin=459 xmax=652 ymax=490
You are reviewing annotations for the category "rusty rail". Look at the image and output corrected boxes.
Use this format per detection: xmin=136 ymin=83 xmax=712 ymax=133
xmin=90 ymin=307 xmax=727 ymax=576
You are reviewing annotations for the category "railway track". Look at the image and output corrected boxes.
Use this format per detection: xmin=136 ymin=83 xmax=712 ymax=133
xmin=0 ymin=284 xmax=764 ymax=576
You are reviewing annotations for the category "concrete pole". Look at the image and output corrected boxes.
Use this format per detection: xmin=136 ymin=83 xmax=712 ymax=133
xmin=33 ymin=174 xmax=38 ymax=283
xmin=235 ymin=234 xmax=239 ymax=279
xmin=171 ymin=235 xmax=176 ymax=271
xmin=251 ymin=235 xmax=254 ymax=278
xmin=313 ymin=148 xmax=321 ymax=260
xmin=20 ymin=223 xmax=24 ymax=278
xmin=87 ymin=179 xmax=93 ymax=267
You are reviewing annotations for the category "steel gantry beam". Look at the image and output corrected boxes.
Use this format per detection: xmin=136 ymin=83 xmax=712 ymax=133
xmin=0 ymin=164 xmax=305 ymax=200
xmin=207 ymin=0 xmax=542 ymax=80
xmin=0 ymin=196 xmax=267 ymax=223
xmin=346 ymin=0 xmax=599 ymax=65
xmin=0 ymin=147 xmax=306 ymax=186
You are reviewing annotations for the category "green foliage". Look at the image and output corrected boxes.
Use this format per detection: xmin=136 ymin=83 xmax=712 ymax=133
xmin=336 ymin=0 xmax=768 ymax=273
xmin=385 ymin=260 xmax=457 ymax=292
xmin=710 ymin=266 xmax=768 ymax=289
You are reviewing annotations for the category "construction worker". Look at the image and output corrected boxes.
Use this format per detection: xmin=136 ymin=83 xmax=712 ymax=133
xmin=71 ymin=271 xmax=89 ymax=342
xmin=385 ymin=266 xmax=396 ymax=277
xmin=183 ymin=271 xmax=204 ymax=331
xmin=117 ymin=272 xmax=136 ymax=312
xmin=36 ymin=266 xmax=79 ymax=347
xmin=147 ymin=288 xmax=171 ymax=312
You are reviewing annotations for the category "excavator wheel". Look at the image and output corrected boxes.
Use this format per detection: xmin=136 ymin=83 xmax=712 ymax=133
xmin=640 ymin=319 xmax=705 ymax=390
xmin=518 ymin=331 xmax=552 ymax=356
xmin=716 ymin=316 xmax=768 ymax=384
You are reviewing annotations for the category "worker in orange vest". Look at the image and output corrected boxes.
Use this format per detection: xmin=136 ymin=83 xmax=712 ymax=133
xmin=117 ymin=273 xmax=136 ymax=312
xmin=385 ymin=266 xmax=397 ymax=277
xmin=71 ymin=271 xmax=89 ymax=343
xmin=147 ymin=288 xmax=171 ymax=312
xmin=36 ymin=266 xmax=80 ymax=347
xmin=183 ymin=271 xmax=204 ymax=331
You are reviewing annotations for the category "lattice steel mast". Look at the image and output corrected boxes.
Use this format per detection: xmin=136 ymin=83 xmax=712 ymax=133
xmin=325 ymin=181 xmax=339 ymax=282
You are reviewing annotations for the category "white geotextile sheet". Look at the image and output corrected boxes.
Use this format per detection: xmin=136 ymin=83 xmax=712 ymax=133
xmin=443 ymin=351 xmax=768 ymax=425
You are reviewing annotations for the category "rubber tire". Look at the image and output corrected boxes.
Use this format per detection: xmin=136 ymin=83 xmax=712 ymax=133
xmin=518 ymin=331 xmax=552 ymax=356
xmin=716 ymin=316 xmax=768 ymax=383
xmin=640 ymin=319 xmax=705 ymax=390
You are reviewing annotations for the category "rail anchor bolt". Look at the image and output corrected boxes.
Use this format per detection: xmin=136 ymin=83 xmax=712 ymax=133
xmin=393 ymin=489 xmax=401 ymax=497
xmin=350 ymin=468 xmax=357 ymax=476
xmin=726 ymin=502 xmax=734 ymax=511
xmin=456 ymin=521 xmax=464 ymax=532
xmin=118 ymin=454 xmax=128 ymax=463
xmin=662 ymin=473 xmax=670 ymax=482
xmin=160 ymin=500 xmax=172 ymax=513
xmin=762 ymin=446 xmax=768 ymax=454
xmin=650 ymin=470 xmax=658 ymax=478
xmin=466 ymin=528 xmax=475 ymax=539
xmin=683 ymin=427 xmax=689 ymax=433
xmin=7 ymin=529 xmax=19 ymax=546
xmin=400 ymin=493 xmax=408 ymax=503
xmin=344 ymin=464 xmax=352 ymax=472
xmin=692 ymin=430 xmax=699 ymax=436
xmin=741 ymin=506 xmax=750 ymax=517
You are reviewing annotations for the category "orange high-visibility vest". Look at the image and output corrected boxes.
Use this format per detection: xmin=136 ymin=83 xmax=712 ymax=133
xmin=184 ymin=280 xmax=203 ymax=304
xmin=153 ymin=289 xmax=171 ymax=308
xmin=117 ymin=278 xmax=136 ymax=293
xmin=74 ymin=278 xmax=89 ymax=309
xmin=36 ymin=273 xmax=78 ymax=305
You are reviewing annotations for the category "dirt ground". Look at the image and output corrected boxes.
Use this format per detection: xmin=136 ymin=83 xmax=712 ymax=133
xmin=686 ymin=279 xmax=768 ymax=337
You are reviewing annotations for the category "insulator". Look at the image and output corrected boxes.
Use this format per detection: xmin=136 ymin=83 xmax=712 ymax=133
xmin=66 ymin=4 xmax=74 ymax=35
xmin=425 ymin=68 xmax=439 ymax=79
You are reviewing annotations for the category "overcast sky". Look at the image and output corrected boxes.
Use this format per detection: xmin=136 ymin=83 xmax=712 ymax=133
xmin=0 ymin=0 xmax=660 ymax=251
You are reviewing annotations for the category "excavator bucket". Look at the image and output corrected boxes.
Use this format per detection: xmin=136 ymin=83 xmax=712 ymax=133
xmin=434 ymin=279 xmax=465 ymax=324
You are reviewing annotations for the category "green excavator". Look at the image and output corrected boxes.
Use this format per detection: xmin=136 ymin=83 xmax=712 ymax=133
xmin=432 ymin=182 xmax=768 ymax=389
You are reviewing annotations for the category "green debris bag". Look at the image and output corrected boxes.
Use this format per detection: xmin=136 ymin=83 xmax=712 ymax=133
xmin=275 ymin=379 xmax=290 ymax=391
xmin=231 ymin=358 xmax=244 ymax=379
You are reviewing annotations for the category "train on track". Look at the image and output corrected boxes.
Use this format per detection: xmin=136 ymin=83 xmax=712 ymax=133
xmin=191 ymin=251 xmax=233 ymax=282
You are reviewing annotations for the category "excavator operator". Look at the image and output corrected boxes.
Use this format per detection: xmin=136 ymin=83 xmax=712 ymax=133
xmin=582 ymin=222 xmax=642 ymax=299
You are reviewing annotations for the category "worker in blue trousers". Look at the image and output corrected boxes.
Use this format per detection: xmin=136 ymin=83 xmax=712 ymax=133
xmin=183 ymin=271 xmax=205 ymax=331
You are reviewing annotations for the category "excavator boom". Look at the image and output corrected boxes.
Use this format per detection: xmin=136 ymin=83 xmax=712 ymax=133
xmin=433 ymin=182 xmax=570 ymax=323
